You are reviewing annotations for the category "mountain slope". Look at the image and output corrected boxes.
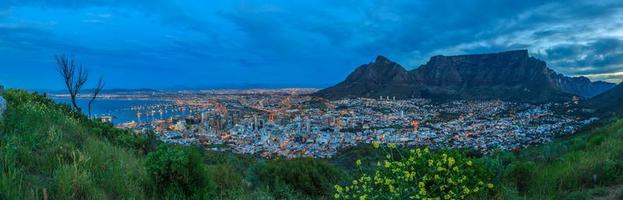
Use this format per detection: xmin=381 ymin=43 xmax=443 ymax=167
xmin=408 ymin=50 xmax=569 ymax=102
xmin=316 ymin=50 xmax=615 ymax=102
xmin=556 ymin=76 xmax=615 ymax=98
xmin=586 ymin=83 xmax=623 ymax=115
xmin=316 ymin=56 xmax=416 ymax=99
xmin=0 ymin=90 xmax=152 ymax=199
xmin=0 ymin=90 xmax=344 ymax=199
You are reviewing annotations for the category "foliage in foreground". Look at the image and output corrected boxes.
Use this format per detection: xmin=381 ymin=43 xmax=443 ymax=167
xmin=259 ymin=157 xmax=344 ymax=198
xmin=145 ymin=144 xmax=216 ymax=199
xmin=486 ymin=118 xmax=623 ymax=199
xmin=0 ymin=89 xmax=148 ymax=199
xmin=0 ymin=89 xmax=344 ymax=199
xmin=335 ymin=143 xmax=494 ymax=199
xmin=3 ymin=89 xmax=623 ymax=199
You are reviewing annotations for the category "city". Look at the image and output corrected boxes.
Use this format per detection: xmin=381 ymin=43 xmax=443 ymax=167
xmin=3 ymin=0 xmax=623 ymax=198
xmin=81 ymin=90 xmax=598 ymax=159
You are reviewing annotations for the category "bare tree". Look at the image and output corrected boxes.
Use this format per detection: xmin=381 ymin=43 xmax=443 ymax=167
xmin=56 ymin=54 xmax=88 ymax=112
xmin=88 ymin=77 xmax=105 ymax=118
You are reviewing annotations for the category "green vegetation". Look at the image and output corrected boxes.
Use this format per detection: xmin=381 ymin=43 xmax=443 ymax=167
xmin=334 ymin=119 xmax=623 ymax=199
xmin=0 ymin=89 xmax=344 ymax=199
xmin=335 ymin=143 xmax=494 ymax=199
xmin=2 ymin=89 xmax=623 ymax=199
xmin=259 ymin=158 xmax=344 ymax=198
xmin=145 ymin=144 xmax=216 ymax=199
xmin=0 ymin=89 xmax=150 ymax=199
xmin=486 ymin=119 xmax=623 ymax=199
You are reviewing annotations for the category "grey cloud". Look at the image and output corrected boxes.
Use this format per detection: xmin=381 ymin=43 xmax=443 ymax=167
xmin=2 ymin=0 xmax=623 ymax=85
xmin=541 ymin=38 xmax=623 ymax=73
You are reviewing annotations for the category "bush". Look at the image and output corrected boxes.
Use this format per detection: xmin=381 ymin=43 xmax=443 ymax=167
xmin=145 ymin=144 xmax=216 ymax=198
xmin=504 ymin=161 xmax=536 ymax=194
xmin=89 ymin=121 xmax=158 ymax=154
xmin=208 ymin=164 xmax=247 ymax=198
xmin=335 ymin=143 xmax=494 ymax=199
xmin=259 ymin=157 xmax=344 ymax=198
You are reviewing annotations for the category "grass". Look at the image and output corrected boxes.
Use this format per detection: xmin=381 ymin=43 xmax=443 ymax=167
xmin=0 ymin=90 xmax=149 ymax=199
xmin=489 ymin=119 xmax=623 ymax=199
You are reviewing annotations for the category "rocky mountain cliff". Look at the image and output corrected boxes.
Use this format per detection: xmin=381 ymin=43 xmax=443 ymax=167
xmin=555 ymin=76 xmax=615 ymax=98
xmin=315 ymin=50 xmax=616 ymax=102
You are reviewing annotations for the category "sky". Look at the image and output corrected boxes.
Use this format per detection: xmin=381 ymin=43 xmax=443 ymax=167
xmin=1 ymin=0 xmax=622 ymax=90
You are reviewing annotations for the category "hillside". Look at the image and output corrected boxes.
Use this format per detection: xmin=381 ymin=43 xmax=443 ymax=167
xmin=0 ymin=90 xmax=153 ymax=199
xmin=586 ymin=82 xmax=623 ymax=116
xmin=0 ymin=90 xmax=345 ymax=199
xmin=316 ymin=50 xmax=615 ymax=102
xmin=494 ymin=119 xmax=623 ymax=199
xmin=331 ymin=119 xmax=623 ymax=199
xmin=2 ymin=89 xmax=623 ymax=199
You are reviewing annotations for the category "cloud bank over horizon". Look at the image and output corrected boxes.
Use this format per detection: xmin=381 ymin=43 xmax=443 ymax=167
xmin=1 ymin=0 xmax=622 ymax=89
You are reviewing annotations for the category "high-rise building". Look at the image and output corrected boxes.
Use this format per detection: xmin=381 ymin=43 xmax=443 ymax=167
xmin=305 ymin=117 xmax=311 ymax=133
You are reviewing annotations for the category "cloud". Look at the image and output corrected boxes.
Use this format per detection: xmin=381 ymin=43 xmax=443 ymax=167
xmin=409 ymin=0 xmax=623 ymax=83
xmin=1 ymin=0 xmax=623 ymax=89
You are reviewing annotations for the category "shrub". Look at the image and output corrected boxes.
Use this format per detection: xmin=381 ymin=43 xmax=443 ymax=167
xmin=145 ymin=144 xmax=215 ymax=198
xmin=208 ymin=164 xmax=247 ymax=198
xmin=89 ymin=121 xmax=158 ymax=154
xmin=335 ymin=143 xmax=494 ymax=199
xmin=504 ymin=161 xmax=536 ymax=194
xmin=259 ymin=157 xmax=344 ymax=198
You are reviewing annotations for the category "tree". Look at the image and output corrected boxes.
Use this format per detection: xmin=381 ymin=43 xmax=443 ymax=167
xmin=56 ymin=55 xmax=104 ymax=116
xmin=56 ymin=54 xmax=88 ymax=112
xmin=87 ymin=77 xmax=104 ymax=118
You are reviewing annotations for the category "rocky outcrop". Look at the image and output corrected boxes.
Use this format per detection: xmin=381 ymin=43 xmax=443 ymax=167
xmin=555 ymin=76 xmax=615 ymax=98
xmin=316 ymin=56 xmax=414 ymax=99
xmin=316 ymin=50 xmax=615 ymax=102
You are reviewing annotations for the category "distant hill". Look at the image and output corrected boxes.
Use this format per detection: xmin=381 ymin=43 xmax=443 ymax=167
xmin=42 ymin=88 xmax=161 ymax=94
xmin=586 ymin=82 xmax=623 ymax=116
xmin=316 ymin=50 xmax=615 ymax=102
xmin=554 ymin=76 xmax=615 ymax=98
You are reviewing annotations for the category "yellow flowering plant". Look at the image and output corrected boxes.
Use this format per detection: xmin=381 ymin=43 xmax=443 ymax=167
xmin=334 ymin=143 xmax=494 ymax=199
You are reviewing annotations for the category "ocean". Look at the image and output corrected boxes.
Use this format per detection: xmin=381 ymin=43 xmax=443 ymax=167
xmin=53 ymin=98 xmax=187 ymax=124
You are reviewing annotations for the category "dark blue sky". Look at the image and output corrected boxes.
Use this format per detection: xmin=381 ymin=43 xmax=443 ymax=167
xmin=1 ymin=0 xmax=622 ymax=90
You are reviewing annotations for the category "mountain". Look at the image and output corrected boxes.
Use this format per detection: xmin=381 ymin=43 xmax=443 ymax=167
xmin=554 ymin=76 xmax=615 ymax=98
xmin=316 ymin=50 xmax=615 ymax=102
xmin=586 ymin=82 xmax=623 ymax=115
xmin=315 ymin=56 xmax=415 ymax=99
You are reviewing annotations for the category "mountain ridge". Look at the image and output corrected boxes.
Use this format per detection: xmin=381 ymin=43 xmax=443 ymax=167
xmin=586 ymin=82 xmax=623 ymax=116
xmin=316 ymin=50 xmax=616 ymax=102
